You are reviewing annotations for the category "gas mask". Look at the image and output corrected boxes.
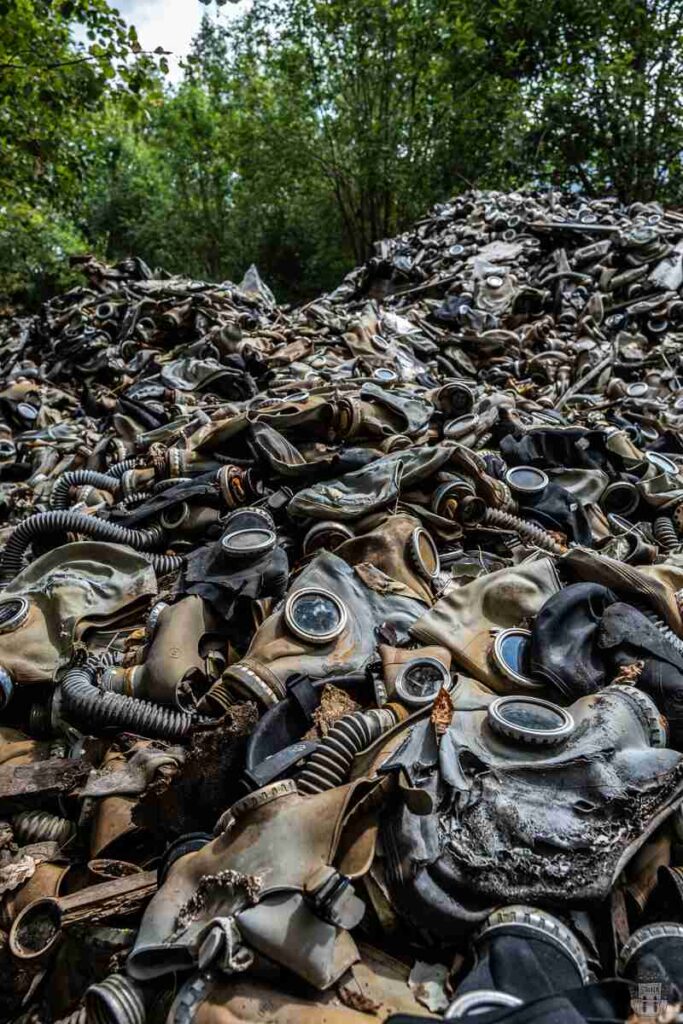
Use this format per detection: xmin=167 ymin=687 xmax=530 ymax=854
xmin=378 ymin=678 xmax=683 ymax=939
xmin=203 ymin=550 xmax=425 ymax=713
xmin=444 ymin=906 xmax=631 ymax=1024
xmin=0 ymin=541 xmax=157 ymax=689
xmin=102 ymin=596 xmax=220 ymax=709
xmin=180 ymin=506 xmax=288 ymax=623
xmin=334 ymin=513 xmax=441 ymax=606
xmin=128 ymin=779 xmax=379 ymax=990
xmin=410 ymin=558 xmax=561 ymax=693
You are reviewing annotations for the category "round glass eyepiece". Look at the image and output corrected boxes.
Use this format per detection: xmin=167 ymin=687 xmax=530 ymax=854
xmin=409 ymin=527 xmax=440 ymax=579
xmin=394 ymin=657 xmax=451 ymax=707
xmin=284 ymin=588 xmax=347 ymax=644
xmin=221 ymin=528 xmax=276 ymax=560
xmin=505 ymin=465 xmax=549 ymax=496
xmin=302 ymin=521 xmax=354 ymax=556
xmin=646 ymin=451 xmax=679 ymax=476
xmin=490 ymin=628 xmax=542 ymax=689
xmin=0 ymin=597 xmax=29 ymax=634
xmin=488 ymin=695 xmax=574 ymax=746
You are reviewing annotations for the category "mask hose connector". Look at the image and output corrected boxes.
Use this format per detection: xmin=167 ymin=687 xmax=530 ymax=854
xmin=50 ymin=471 xmax=121 ymax=510
xmin=85 ymin=973 xmax=147 ymax=1024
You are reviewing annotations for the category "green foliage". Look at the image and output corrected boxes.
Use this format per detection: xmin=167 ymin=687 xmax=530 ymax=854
xmin=0 ymin=202 xmax=86 ymax=309
xmin=4 ymin=0 xmax=683 ymax=308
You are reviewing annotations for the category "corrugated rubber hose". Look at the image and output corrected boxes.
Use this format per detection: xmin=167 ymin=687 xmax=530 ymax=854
xmin=654 ymin=516 xmax=678 ymax=553
xmin=0 ymin=510 xmax=182 ymax=583
xmin=50 ymin=470 xmax=121 ymax=509
xmin=61 ymin=664 xmax=193 ymax=741
xmin=482 ymin=507 xmax=567 ymax=556
xmin=86 ymin=974 xmax=147 ymax=1024
xmin=297 ymin=708 xmax=397 ymax=795
xmin=12 ymin=810 xmax=74 ymax=846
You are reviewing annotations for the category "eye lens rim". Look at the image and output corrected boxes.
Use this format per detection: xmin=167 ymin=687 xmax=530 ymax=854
xmin=488 ymin=695 xmax=575 ymax=745
xmin=302 ymin=520 xmax=354 ymax=556
xmin=505 ymin=465 xmax=549 ymax=495
xmin=646 ymin=451 xmax=679 ymax=476
xmin=490 ymin=628 xmax=544 ymax=690
xmin=221 ymin=527 xmax=277 ymax=560
xmin=410 ymin=526 xmax=440 ymax=580
xmin=284 ymin=587 xmax=348 ymax=644
xmin=394 ymin=656 xmax=452 ymax=707
xmin=0 ymin=597 xmax=29 ymax=634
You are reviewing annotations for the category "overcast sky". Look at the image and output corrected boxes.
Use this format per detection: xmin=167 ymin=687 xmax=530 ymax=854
xmin=112 ymin=1 xmax=248 ymax=82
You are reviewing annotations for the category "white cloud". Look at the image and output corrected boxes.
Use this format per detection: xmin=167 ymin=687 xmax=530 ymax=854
xmin=112 ymin=1 xmax=248 ymax=83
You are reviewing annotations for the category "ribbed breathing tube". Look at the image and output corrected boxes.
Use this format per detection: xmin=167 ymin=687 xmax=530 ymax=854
xmin=297 ymin=708 xmax=398 ymax=795
xmin=0 ymin=510 xmax=182 ymax=584
xmin=60 ymin=664 xmax=193 ymax=741
xmin=50 ymin=470 xmax=122 ymax=509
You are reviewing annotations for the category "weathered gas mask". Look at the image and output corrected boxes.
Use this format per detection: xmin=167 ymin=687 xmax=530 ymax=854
xmin=128 ymin=779 xmax=378 ymax=990
xmin=202 ymin=550 xmax=425 ymax=713
xmin=410 ymin=558 xmax=561 ymax=692
xmin=0 ymin=542 xmax=157 ymax=688
xmin=378 ymin=679 xmax=683 ymax=939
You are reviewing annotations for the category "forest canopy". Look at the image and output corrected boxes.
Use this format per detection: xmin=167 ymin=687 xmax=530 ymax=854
xmin=3 ymin=0 xmax=683 ymax=307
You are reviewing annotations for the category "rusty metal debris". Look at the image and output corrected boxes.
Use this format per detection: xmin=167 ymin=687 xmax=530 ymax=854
xmin=1 ymin=192 xmax=683 ymax=1023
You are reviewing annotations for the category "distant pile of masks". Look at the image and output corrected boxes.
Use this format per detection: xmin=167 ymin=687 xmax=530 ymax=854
xmin=2 ymin=192 xmax=683 ymax=1024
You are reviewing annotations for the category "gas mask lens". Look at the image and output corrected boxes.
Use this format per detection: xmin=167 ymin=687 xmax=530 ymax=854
xmin=505 ymin=465 xmax=548 ymax=497
xmin=0 ymin=597 xmax=29 ymax=633
xmin=221 ymin=528 xmax=277 ymax=560
xmin=409 ymin=527 xmax=440 ymax=580
xmin=488 ymin=695 xmax=574 ymax=746
xmin=302 ymin=521 xmax=354 ymax=556
xmin=284 ymin=588 xmax=347 ymax=644
xmin=394 ymin=657 xmax=451 ymax=707
xmin=490 ymin=627 xmax=542 ymax=689
xmin=646 ymin=451 xmax=679 ymax=476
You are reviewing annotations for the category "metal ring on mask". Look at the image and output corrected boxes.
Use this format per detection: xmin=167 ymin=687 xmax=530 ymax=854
xmin=408 ymin=526 xmax=440 ymax=580
xmin=505 ymin=465 xmax=548 ymax=497
xmin=617 ymin=922 xmax=683 ymax=977
xmin=490 ymin=628 xmax=543 ymax=690
xmin=284 ymin=588 xmax=347 ymax=644
xmin=444 ymin=413 xmax=479 ymax=440
xmin=431 ymin=479 xmax=476 ymax=518
xmin=373 ymin=367 xmax=397 ymax=382
xmin=17 ymin=402 xmax=38 ymax=422
xmin=626 ymin=381 xmax=649 ymax=398
xmin=160 ymin=502 xmax=190 ymax=530
xmin=445 ymin=991 xmax=523 ymax=1018
xmin=600 ymin=481 xmax=640 ymax=516
xmin=223 ymin=505 xmax=275 ymax=531
xmin=394 ymin=657 xmax=452 ymax=708
xmin=488 ymin=696 xmax=574 ymax=746
xmin=221 ymin=527 xmax=277 ymax=561
xmin=639 ymin=424 xmax=660 ymax=444
xmin=646 ymin=451 xmax=680 ymax=476
xmin=476 ymin=906 xmax=591 ymax=985
xmin=302 ymin=520 xmax=354 ymax=556
xmin=0 ymin=597 xmax=29 ymax=634
xmin=146 ymin=601 xmax=169 ymax=639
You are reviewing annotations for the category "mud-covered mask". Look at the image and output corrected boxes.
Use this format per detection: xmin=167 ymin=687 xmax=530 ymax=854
xmin=378 ymin=678 xmax=683 ymax=939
